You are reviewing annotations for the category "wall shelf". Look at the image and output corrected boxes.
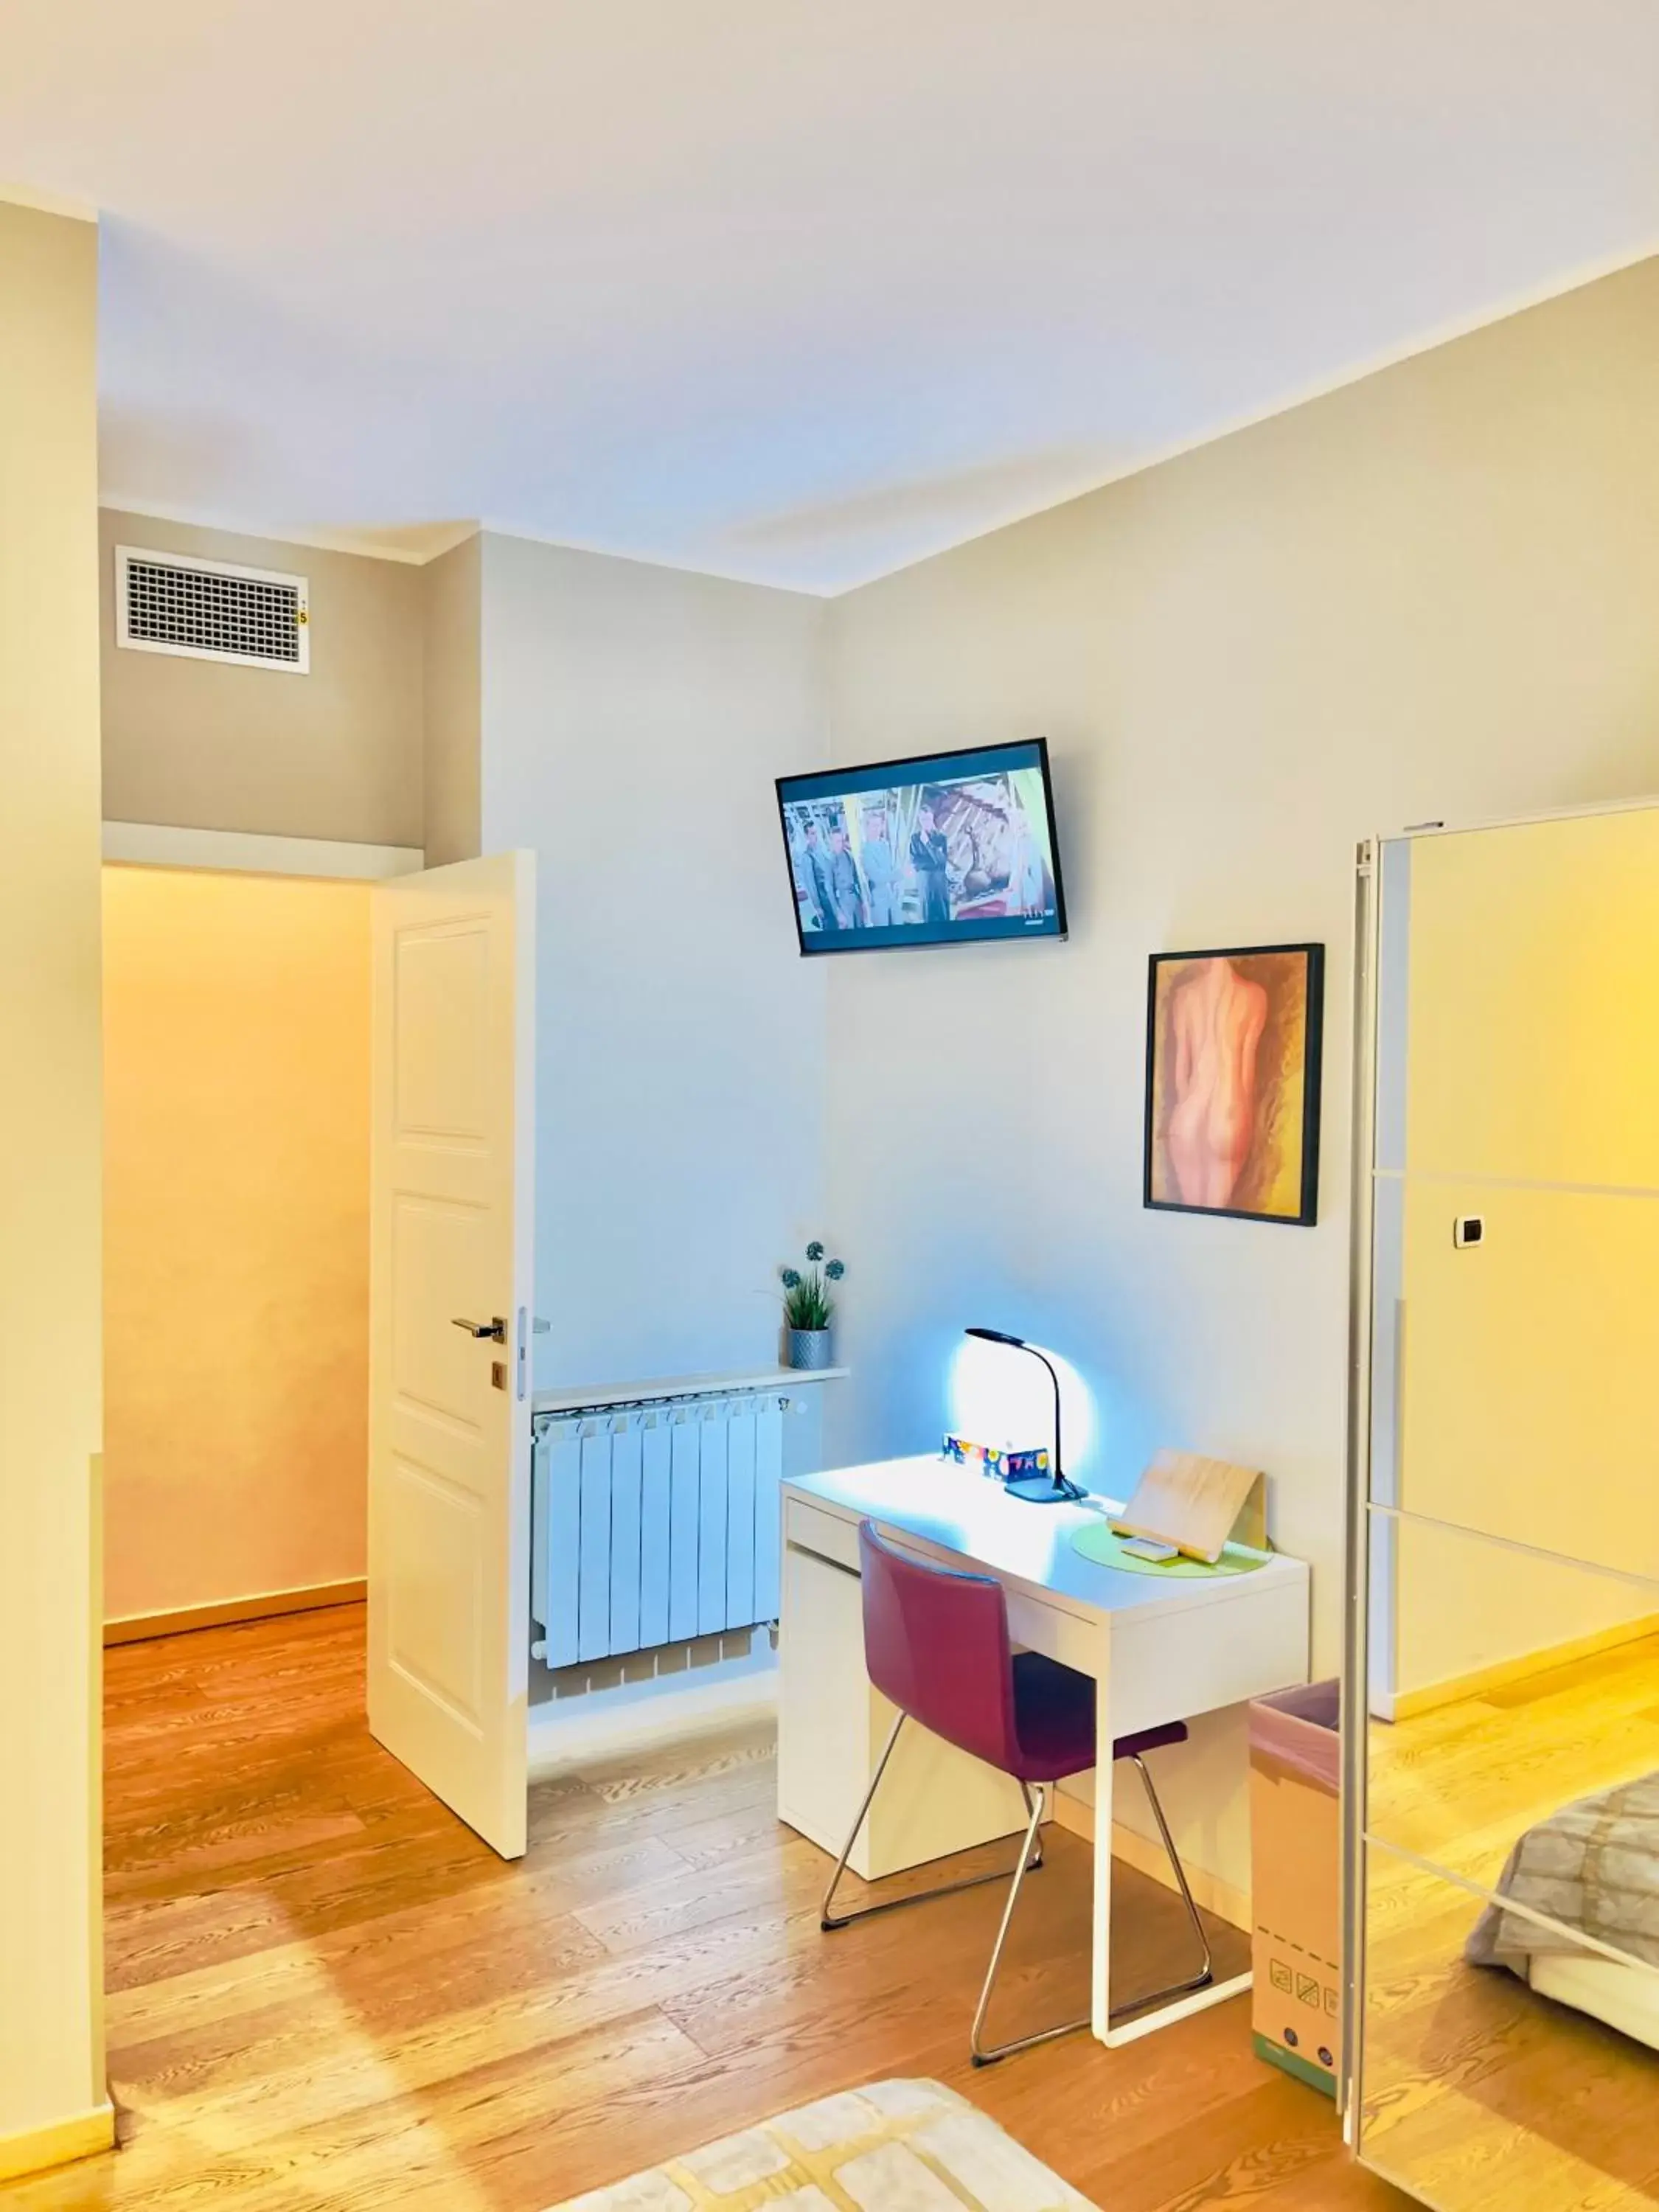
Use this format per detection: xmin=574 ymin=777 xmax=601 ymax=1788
xmin=532 ymin=1364 xmax=848 ymax=1419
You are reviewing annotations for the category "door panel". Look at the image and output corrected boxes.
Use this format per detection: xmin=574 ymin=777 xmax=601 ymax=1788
xmin=386 ymin=1456 xmax=484 ymax=1719
xmin=368 ymin=852 xmax=534 ymax=1859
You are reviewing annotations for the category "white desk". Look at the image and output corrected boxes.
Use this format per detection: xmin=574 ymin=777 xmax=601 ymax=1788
xmin=776 ymin=1454 xmax=1311 ymax=2048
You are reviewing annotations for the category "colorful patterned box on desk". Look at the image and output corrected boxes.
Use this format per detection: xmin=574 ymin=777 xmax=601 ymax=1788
xmin=944 ymin=1434 xmax=1052 ymax=1482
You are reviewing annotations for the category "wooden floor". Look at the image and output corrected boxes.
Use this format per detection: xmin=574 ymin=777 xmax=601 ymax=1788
xmin=1362 ymin=1847 xmax=1659 ymax=2209
xmin=1368 ymin=1630 xmax=1659 ymax=1899
xmin=2 ymin=1606 xmax=1407 ymax=2212
xmin=1360 ymin=1638 xmax=1659 ymax=2208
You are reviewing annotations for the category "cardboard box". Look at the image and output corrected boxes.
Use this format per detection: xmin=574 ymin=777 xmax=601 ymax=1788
xmin=1249 ymin=1678 xmax=1340 ymax=2096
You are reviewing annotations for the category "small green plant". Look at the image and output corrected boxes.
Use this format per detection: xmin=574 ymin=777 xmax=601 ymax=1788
xmin=779 ymin=1239 xmax=846 ymax=1332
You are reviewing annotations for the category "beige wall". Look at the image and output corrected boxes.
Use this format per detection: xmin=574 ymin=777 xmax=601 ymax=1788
xmin=102 ymin=866 xmax=371 ymax=1624
xmin=422 ymin=533 xmax=483 ymax=866
xmin=0 ymin=198 xmax=108 ymax=2164
xmin=822 ymin=254 xmax=1659 ymax=1897
xmin=100 ymin=509 xmax=425 ymax=847
xmin=479 ymin=532 xmax=830 ymax=1388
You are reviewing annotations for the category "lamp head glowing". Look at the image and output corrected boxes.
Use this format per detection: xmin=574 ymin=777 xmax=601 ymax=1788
xmin=956 ymin=1326 xmax=1089 ymax=1505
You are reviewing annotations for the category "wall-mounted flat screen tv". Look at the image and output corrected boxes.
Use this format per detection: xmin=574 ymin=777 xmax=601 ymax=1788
xmin=777 ymin=737 xmax=1067 ymax=955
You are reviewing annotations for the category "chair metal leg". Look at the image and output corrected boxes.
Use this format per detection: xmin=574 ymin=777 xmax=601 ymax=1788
xmin=826 ymin=1733 xmax=1214 ymax=2053
xmin=821 ymin=1714 xmax=1043 ymax=1932
xmin=1107 ymin=1753 xmax=1214 ymax=2024
xmin=970 ymin=1783 xmax=1090 ymax=2065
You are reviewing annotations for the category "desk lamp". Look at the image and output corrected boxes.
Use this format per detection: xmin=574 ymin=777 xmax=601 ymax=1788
xmin=963 ymin=1328 xmax=1086 ymax=1504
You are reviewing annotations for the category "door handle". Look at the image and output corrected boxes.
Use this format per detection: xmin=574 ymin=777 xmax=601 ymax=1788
xmin=451 ymin=1316 xmax=508 ymax=1343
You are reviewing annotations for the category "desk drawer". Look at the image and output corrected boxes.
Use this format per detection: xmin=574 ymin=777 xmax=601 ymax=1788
xmin=1108 ymin=1577 xmax=1311 ymax=1736
xmin=784 ymin=1495 xmax=861 ymax=1573
xmin=785 ymin=1495 xmax=1098 ymax=1675
xmin=1005 ymin=1590 xmax=1099 ymax=1677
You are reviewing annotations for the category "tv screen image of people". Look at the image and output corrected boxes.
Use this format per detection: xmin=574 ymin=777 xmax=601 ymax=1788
xmin=776 ymin=738 xmax=1067 ymax=954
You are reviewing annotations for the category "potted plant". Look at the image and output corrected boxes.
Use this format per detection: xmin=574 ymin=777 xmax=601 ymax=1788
xmin=779 ymin=1241 xmax=845 ymax=1370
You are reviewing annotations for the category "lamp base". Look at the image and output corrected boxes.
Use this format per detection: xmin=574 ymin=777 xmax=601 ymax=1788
xmin=1004 ymin=1472 xmax=1085 ymax=1506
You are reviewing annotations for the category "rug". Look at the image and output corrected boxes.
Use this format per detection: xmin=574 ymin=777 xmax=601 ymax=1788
xmin=553 ymin=2078 xmax=1096 ymax=2212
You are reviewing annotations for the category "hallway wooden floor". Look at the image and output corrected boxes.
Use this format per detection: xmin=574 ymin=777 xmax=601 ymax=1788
xmin=1 ymin=1607 xmax=1405 ymax=2212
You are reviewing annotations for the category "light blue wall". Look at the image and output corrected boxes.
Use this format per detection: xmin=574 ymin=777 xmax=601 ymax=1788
xmin=479 ymin=532 xmax=830 ymax=1393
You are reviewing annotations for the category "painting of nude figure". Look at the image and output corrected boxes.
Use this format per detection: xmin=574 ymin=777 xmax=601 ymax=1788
xmin=1144 ymin=944 xmax=1324 ymax=1225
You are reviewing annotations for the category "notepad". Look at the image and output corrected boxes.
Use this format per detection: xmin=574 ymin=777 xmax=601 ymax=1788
xmin=1119 ymin=1535 xmax=1180 ymax=1563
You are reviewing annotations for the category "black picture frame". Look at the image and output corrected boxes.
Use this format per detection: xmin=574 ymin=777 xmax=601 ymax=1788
xmin=1142 ymin=942 xmax=1325 ymax=1227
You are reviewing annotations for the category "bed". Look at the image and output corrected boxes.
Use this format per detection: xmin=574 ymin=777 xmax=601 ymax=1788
xmin=1467 ymin=1770 xmax=1659 ymax=2051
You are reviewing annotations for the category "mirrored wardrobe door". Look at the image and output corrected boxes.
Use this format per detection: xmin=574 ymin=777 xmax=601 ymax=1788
xmin=1352 ymin=807 xmax=1659 ymax=2212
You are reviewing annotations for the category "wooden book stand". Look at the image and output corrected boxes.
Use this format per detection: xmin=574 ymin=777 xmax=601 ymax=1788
xmin=1110 ymin=1448 xmax=1268 ymax=1565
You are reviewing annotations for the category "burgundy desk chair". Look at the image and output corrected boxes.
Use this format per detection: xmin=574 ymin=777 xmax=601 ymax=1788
xmin=821 ymin=1518 xmax=1213 ymax=2065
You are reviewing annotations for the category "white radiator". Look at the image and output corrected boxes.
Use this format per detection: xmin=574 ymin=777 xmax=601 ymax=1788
xmin=531 ymin=1387 xmax=790 ymax=1668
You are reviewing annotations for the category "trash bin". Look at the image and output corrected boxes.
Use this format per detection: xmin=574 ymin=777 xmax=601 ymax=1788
xmin=1249 ymin=1679 xmax=1340 ymax=2096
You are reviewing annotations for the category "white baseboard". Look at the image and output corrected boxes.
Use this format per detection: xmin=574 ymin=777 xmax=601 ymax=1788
xmin=1383 ymin=1609 xmax=1659 ymax=1722
xmin=0 ymin=2102 xmax=114 ymax=2183
xmin=527 ymin=1666 xmax=779 ymax=1779
xmin=105 ymin=1576 xmax=365 ymax=1644
xmin=1051 ymin=1784 xmax=1251 ymax=1930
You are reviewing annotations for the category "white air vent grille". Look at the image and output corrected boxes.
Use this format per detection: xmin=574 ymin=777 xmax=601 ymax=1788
xmin=116 ymin=546 xmax=309 ymax=672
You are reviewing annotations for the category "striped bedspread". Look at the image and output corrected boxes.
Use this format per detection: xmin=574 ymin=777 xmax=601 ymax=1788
xmin=1467 ymin=1770 xmax=1659 ymax=1975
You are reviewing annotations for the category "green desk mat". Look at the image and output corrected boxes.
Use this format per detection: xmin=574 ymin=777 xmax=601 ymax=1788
xmin=1070 ymin=1519 xmax=1270 ymax=1577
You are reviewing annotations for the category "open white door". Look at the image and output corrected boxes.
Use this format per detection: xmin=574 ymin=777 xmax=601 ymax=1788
xmin=367 ymin=852 xmax=535 ymax=1858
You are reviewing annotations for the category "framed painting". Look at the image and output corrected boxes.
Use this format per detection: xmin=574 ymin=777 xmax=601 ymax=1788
xmin=1144 ymin=942 xmax=1325 ymax=1226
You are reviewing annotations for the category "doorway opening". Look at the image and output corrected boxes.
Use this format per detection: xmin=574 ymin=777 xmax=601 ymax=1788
xmin=101 ymin=843 xmax=538 ymax=1865
xmin=102 ymin=861 xmax=372 ymax=1648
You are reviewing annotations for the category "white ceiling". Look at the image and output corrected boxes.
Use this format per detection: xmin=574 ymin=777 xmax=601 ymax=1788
xmin=4 ymin=1 xmax=1658 ymax=592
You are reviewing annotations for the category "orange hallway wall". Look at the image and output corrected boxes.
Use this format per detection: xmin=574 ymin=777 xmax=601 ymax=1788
xmin=102 ymin=865 xmax=370 ymax=1624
